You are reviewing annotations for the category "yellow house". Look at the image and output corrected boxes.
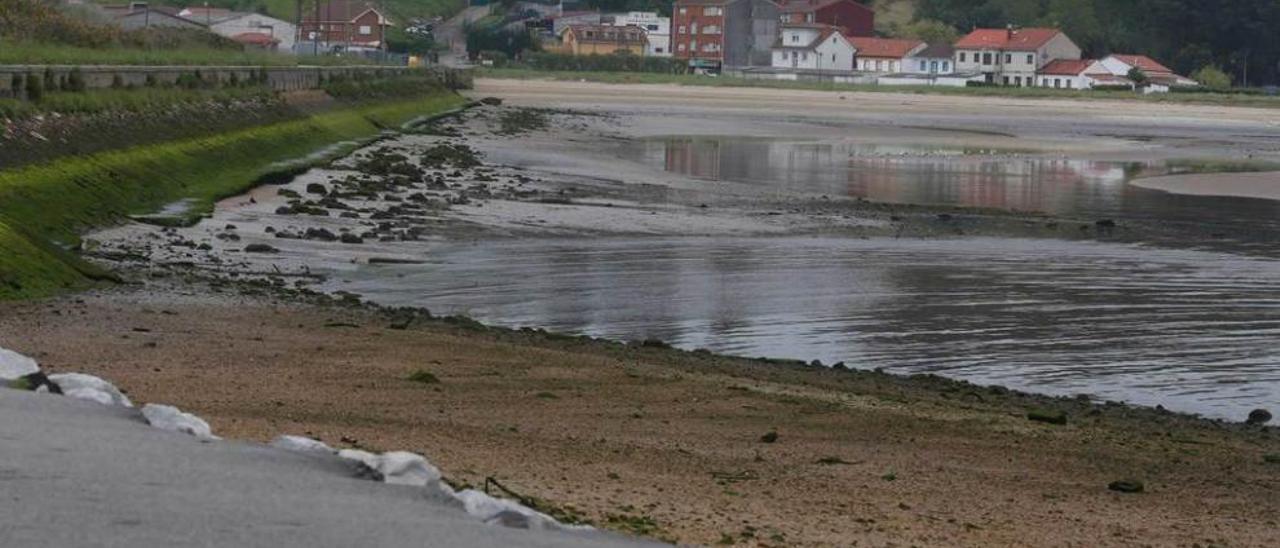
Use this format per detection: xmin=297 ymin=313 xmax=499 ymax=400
xmin=559 ymin=24 xmax=649 ymax=56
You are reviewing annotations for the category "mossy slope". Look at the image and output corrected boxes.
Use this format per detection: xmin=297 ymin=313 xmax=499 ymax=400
xmin=0 ymin=92 xmax=466 ymax=300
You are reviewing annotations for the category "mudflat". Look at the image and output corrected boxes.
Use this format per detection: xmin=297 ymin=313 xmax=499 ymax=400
xmin=2 ymin=287 xmax=1276 ymax=547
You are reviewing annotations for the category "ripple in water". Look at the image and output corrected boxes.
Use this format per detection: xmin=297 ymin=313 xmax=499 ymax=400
xmin=332 ymin=236 xmax=1280 ymax=421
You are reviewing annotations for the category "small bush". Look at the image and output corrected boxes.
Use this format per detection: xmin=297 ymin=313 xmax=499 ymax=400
xmin=405 ymin=369 xmax=440 ymax=384
xmin=66 ymin=67 xmax=86 ymax=92
xmin=24 ymin=72 xmax=43 ymax=101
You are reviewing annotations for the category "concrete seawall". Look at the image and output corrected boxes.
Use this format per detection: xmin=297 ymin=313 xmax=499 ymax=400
xmin=0 ymin=65 xmax=471 ymax=99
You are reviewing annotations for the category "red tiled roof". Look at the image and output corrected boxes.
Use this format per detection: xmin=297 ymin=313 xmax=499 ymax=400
xmin=1109 ymin=54 xmax=1173 ymax=75
xmin=955 ymin=28 xmax=1061 ymax=50
xmin=1039 ymin=58 xmax=1094 ymax=75
xmin=848 ymin=36 xmax=924 ymax=59
xmin=231 ymin=32 xmax=280 ymax=45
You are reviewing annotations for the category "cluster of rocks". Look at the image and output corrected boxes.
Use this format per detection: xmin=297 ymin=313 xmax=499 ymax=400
xmin=262 ymin=142 xmax=548 ymax=245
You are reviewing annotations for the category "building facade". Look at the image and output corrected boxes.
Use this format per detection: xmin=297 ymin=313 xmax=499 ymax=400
xmin=903 ymin=43 xmax=954 ymax=75
xmin=771 ymin=24 xmax=855 ymax=71
xmin=672 ymin=0 xmax=780 ymax=70
xmin=849 ymin=37 xmax=925 ymax=73
xmin=606 ymin=12 xmax=671 ymax=57
xmin=777 ymin=0 xmax=873 ymax=37
xmin=559 ymin=24 xmax=649 ymax=56
xmin=299 ymin=0 xmax=390 ymax=52
xmin=953 ymin=27 xmax=1080 ymax=86
xmin=210 ymin=13 xmax=297 ymax=53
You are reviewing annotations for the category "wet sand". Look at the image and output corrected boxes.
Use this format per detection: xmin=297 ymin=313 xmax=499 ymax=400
xmin=2 ymin=286 xmax=1277 ymax=547
xmin=1134 ymin=171 xmax=1280 ymax=201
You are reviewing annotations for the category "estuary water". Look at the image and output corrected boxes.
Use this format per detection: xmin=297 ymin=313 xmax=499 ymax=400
xmin=334 ymin=236 xmax=1280 ymax=420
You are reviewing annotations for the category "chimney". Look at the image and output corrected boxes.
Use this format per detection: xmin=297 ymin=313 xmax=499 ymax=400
xmin=1006 ymin=23 xmax=1014 ymax=40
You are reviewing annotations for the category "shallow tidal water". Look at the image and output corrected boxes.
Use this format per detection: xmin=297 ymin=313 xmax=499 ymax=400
xmin=623 ymin=136 xmax=1280 ymax=236
xmin=331 ymin=237 xmax=1280 ymax=420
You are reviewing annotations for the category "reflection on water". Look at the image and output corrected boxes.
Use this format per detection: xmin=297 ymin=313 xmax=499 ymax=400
xmin=333 ymin=237 xmax=1280 ymax=420
xmin=625 ymin=137 xmax=1280 ymax=235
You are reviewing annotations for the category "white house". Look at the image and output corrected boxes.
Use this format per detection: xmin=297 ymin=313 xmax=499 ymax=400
xmin=954 ymin=27 xmax=1081 ymax=86
xmin=209 ymin=12 xmax=297 ymax=53
xmin=903 ymin=43 xmax=954 ymax=75
xmin=849 ymin=36 xmax=925 ymax=73
xmin=1035 ymin=59 xmax=1097 ymax=89
xmin=1095 ymin=54 xmax=1198 ymax=90
xmin=606 ymin=11 xmax=670 ymax=57
xmin=771 ymin=24 xmax=856 ymax=71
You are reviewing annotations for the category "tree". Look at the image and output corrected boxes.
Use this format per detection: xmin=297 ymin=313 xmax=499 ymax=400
xmin=899 ymin=19 xmax=958 ymax=45
xmin=1190 ymin=65 xmax=1231 ymax=89
xmin=1127 ymin=67 xmax=1149 ymax=87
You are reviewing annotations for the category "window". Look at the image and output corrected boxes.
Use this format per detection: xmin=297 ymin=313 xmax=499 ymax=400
xmin=1067 ymin=80 xmax=1073 ymax=89
xmin=1054 ymin=78 xmax=1062 ymax=88
xmin=655 ymin=47 xmax=664 ymax=53
xmin=831 ymin=53 xmax=835 ymax=62
xmin=1003 ymin=76 xmax=1010 ymax=85
xmin=875 ymin=60 xmax=883 ymax=71
xmin=920 ymin=60 xmax=927 ymax=71
xmin=1027 ymin=54 xmax=1033 ymax=64
xmin=704 ymin=6 xmax=721 ymax=16
xmin=943 ymin=61 xmax=949 ymax=71
xmin=791 ymin=34 xmax=798 ymax=43
xmin=678 ymin=7 xmax=686 ymax=14
xmin=801 ymin=52 xmax=808 ymax=61
xmin=1004 ymin=53 xmax=1011 ymax=64
xmin=982 ymin=53 xmax=992 ymax=65
xmin=959 ymin=52 xmax=966 ymax=62
xmin=928 ymin=61 xmax=936 ymax=72
xmin=678 ymin=25 xmax=686 ymax=34
xmin=678 ymin=43 xmax=686 ymax=51
xmin=805 ymin=13 xmax=814 ymax=23
xmin=359 ymin=25 xmax=372 ymax=35
xmin=703 ymin=25 xmax=719 ymax=34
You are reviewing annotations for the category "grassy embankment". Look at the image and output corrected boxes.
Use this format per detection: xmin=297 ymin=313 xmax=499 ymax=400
xmin=0 ymin=91 xmax=467 ymax=299
xmin=479 ymin=67 xmax=1280 ymax=109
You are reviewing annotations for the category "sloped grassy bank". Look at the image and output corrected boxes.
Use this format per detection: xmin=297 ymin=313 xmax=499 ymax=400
xmin=0 ymin=91 xmax=467 ymax=299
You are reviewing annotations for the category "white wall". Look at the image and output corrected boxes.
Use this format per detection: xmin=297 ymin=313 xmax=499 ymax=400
xmin=611 ymin=12 xmax=670 ymax=57
xmin=903 ymin=56 xmax=953 ymax=75
xmin=857 ymin=57 xmax=902 ymax=73
xmin=771 ymin=33 xmax=854 ymax=71
xmin=212 ymin=14 xmax=297 ymax=52
xmin=1036 ymin=74 xmax=1089 ymax=89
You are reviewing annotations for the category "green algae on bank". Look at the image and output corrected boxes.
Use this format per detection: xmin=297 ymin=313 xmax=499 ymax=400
xmin=0 ymin=91 xmax=467 ymax=300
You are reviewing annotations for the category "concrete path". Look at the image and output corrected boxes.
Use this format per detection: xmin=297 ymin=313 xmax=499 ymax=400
xmin=0 ymin=389 xmax=652 ymax=547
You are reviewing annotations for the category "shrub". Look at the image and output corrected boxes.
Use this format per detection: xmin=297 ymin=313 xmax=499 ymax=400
xmin=24 ymin=71 xmax=42 ymax=101
xmin=514 ymin=51 xmax=688 ymax=74
xmin=1190 ymin=65 xmax=1231 ymax=89
xmin=66 ymin=67 xmax=86 ymax=92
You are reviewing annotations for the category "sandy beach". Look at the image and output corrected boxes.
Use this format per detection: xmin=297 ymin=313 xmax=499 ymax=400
xmin=2 ymin=286 xmax=1277 ymax=547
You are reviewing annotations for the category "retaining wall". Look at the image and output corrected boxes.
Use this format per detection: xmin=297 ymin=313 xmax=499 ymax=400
xmin=0 ymin=65 xmax=472 ymax=99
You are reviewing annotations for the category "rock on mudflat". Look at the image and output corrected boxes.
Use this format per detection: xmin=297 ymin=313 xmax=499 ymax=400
xmin=141 ymin=404 xmax=219 ymax=440
xmin=271 ymin=435 xmax=337 ymax=455
xmin=0 ymin=346 xmax=39 ymax=381
xmin=338 ymin=449 xmax=442 ymax=487
xmin=48 ymin=373 xmax=132 ymax=407
xmin=1246 ymin=408 xmax=1272 ymax=425
xmin=453 ymin=489 xmax=569 ymax=531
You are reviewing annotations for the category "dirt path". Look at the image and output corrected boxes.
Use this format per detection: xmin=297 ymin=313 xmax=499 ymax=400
xmin=3 ymin=288 xmax=1276 ymax=547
